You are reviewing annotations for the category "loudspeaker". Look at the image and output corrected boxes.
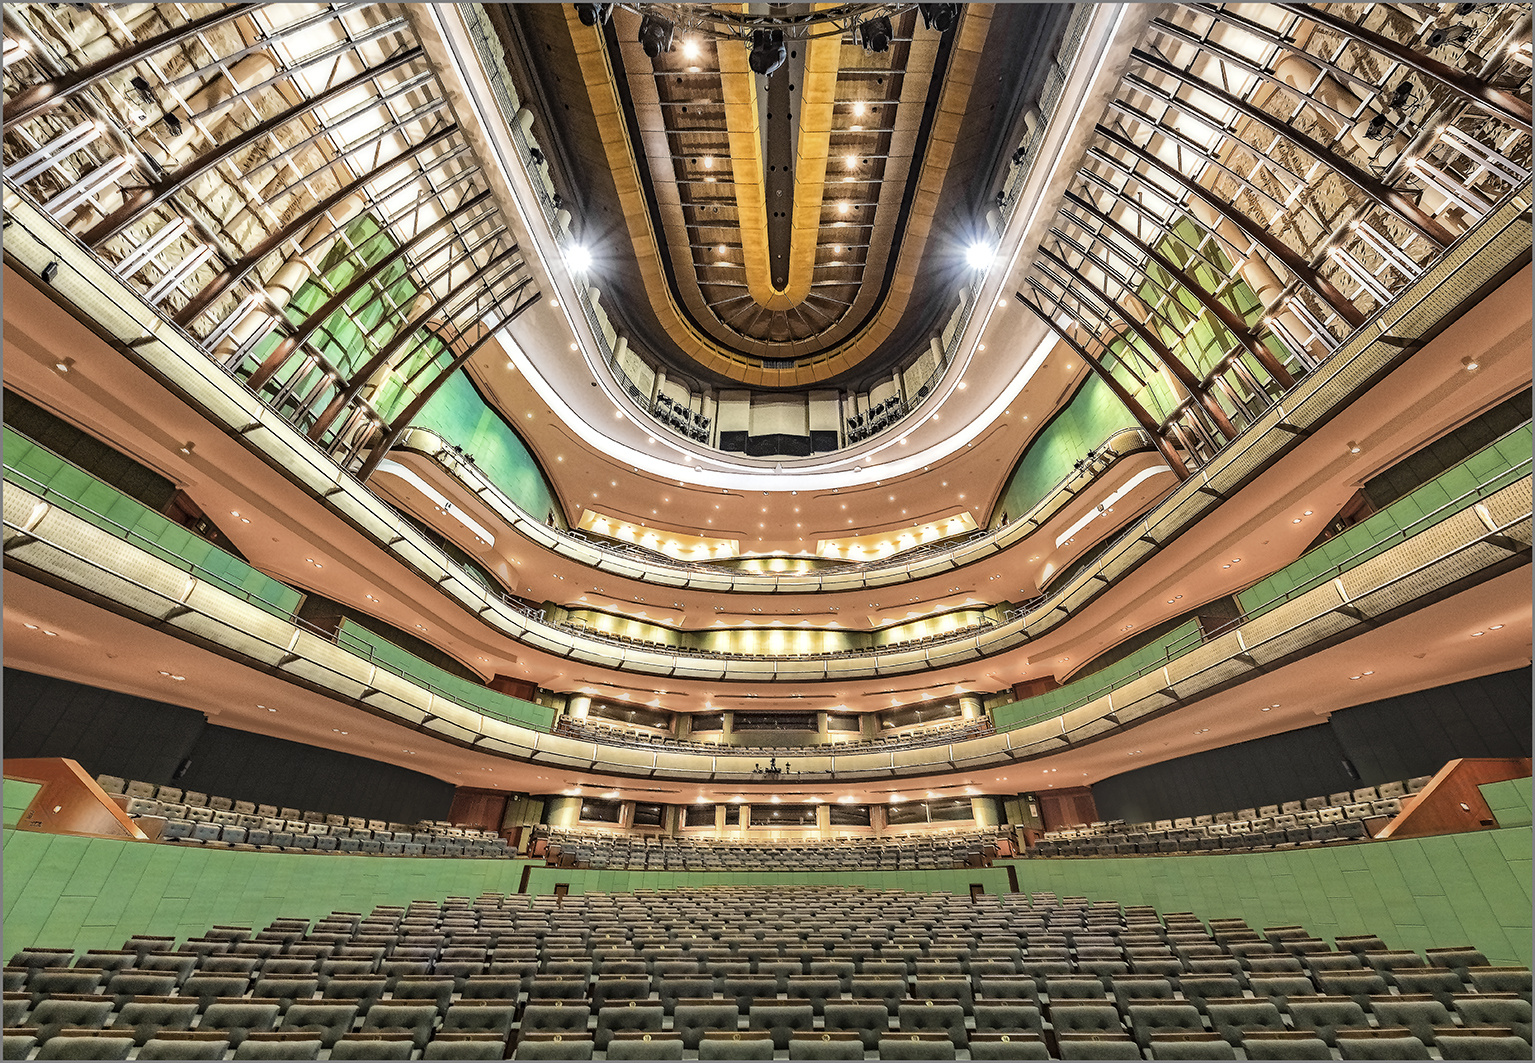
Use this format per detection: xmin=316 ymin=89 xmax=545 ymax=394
xmin=1341 ymin=757 xmax=1360 ymax=781
xmin=172 ymin=757 xmax=193 ymax=780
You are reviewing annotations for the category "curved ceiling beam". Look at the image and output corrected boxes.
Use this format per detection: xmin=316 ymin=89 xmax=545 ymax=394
xmin=715 ymin=37 xmax=775 ymax=307
xmin=784 ymin=23 xmax=843 ymax=306
xmin=716 ymin=17 xmax=840 ymax=309
xmin=562 ymin=5 xmax=995 ymax=386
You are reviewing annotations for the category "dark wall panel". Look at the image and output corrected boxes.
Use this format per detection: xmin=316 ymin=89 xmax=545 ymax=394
xmin=1328 ymin=667 xmax=1532 ymax=784
xmin=173 ymin=726 xmax=452 ymax=825
xmin=1092 ymin=667 xmax=1533 ymax=824
xmin=3 ymin=669 xmax=453 ymax=824
xmin=3 ymin=668 xmax=205 ymax=782
xmin=1092 ymin=724 xmax=1355 ymax=825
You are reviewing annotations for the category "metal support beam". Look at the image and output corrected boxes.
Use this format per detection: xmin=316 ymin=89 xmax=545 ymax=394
xmin=357 ymin=285 xmax=542 ymax=481
xmin=3 ymin=4 xmax=265 ymax=127
xmin=1017 ymin=290 xmax=1191 ymax=481
xmin=306 ymin=242 xmax=525 ymax=439
xmin=1062 ymin=189 xmax=1295 ymax=387
xmin=174 ymin=123 xmax=464 ymax=326
xmin=1131 ymin=50 xmax=1456 ymax=247
xmin=1037 ymin=244 xmax=1239 ymax=440
xmin=1091 ymin=128 xmax=1366 ymax=328
xmin=244 ymin=188 xmax=493 ymax=392
xmin=1274 ymin=2 xmax=1532 ymax=129
xmin=79 ymin=47 xmax=424 ymax=249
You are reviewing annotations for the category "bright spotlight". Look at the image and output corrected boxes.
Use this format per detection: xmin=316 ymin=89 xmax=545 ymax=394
xmin=966 ymin=242 xmax=994 ymax=271
xmin=566 ymin=244 xmax=592 ymax=272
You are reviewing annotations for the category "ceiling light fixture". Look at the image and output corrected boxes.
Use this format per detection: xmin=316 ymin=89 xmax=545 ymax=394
xmin=749 ymin=28 xmax=786 ymax=77
xmin=639 ymin=13 xmax=675 ymax=58
xmin=966 ymin=242 xmax=994 ymax=271
xmin=858 ymin=14 xmax=893 ymax=52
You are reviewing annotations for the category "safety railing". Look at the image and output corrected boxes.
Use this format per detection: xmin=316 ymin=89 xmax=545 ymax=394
xmin=5 ymin=457 xmax=1526 ymax=779
xmin=3 ymin=164 xmax=1528 ymax=681
xmin=400 ymin=423 xmax=1159 ymax=589
xmin=992 ymin=422 xmax=1532 ymax=731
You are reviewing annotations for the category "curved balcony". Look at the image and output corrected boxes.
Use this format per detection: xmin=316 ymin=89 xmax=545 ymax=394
xmin=393 ymin=423 xmax=1160 ymax=593
xmin=4 ymin=179 xmax=1528 ymax=682
xmin=6 ymin=405 xmax=1527 ymax=782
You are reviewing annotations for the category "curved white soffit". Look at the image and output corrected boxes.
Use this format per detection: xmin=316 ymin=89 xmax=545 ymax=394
xmin=376 ymin=459 xmax=497 ymax=546
xmin=1054 ymin=465 xmax=1174 ymax=549
xmin=440 ymin=0 xmax=1128 ymax=495
xmin=500 ymin=326 xmax=1056 ymax=494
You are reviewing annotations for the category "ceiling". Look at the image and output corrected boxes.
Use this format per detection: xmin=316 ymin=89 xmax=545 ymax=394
xmin=497 ymin=1 xmax=1070 ymax=388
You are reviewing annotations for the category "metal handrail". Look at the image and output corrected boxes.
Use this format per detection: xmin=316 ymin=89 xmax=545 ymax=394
xmin=996 ymin=431 xmax=1533 ymax=729
xmin=411 ymin=424 xmax=1158 ymax=583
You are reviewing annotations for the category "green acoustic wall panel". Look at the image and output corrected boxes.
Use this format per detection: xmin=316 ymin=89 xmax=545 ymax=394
xmin=411 ymin=371 xmax=564 ymax=529
xmin=337 ymin=620 xmax=554 ymax=730
xmin=1 ymin=827 xmax=541 ymax=953
xmin=522 ymin=866 xmax=1013 ymax=898
xmin=990 ymin=621 xmax=1200 ymax=731
xmin=3 ymin=781 xmax=41 ymax=829
xmin=1481 ymin=778 xmax=1534 ymax=829
xmin=1237 ymin=422 xmax=1532 ymax=616
xmin=4 ymin=427 xmax=302 ymax=618
xmin=990 ymin=375 xmax=1140 ymax=529
xmin=1003 ymin=827 xmax=1531 ymax=967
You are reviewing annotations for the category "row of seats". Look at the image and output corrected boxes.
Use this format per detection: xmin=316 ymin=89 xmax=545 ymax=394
xmin=1040 ymin=780 xmax=1432 ymax=843
xmin=4 ymin=887 xmax=1529 ymax=1059
xmin=541 ymin=833 xmax=1008 ymax=872
xmin=550 ymin=718 xmax=996 ymax=757
xmin=1031 ymin=779 xmax=1435 ymax=859
xmin=95 ymin=777 xmax=510 ymax=858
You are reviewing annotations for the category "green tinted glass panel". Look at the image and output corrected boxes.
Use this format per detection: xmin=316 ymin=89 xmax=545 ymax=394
xmin=3 ymin=428 xmax=301 ymax=617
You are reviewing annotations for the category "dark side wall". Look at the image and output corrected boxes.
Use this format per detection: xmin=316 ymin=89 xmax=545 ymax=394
xmin=1091 ymin=667 xmax=1532 ymax=824
xmin=3 ymin=668 xmax=454 ymax=823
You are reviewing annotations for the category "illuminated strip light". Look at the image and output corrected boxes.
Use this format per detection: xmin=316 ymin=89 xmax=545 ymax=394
xmin=1350 ymin=221 xmax=1421 ymax=279
xmin=429 ymin=4 xmax=1128 ymax=491
xmin=1440 ymin=126 xmax=1529 ymax=187
xmin=1327 ymin=246 xmax=1394 ymax=304
xmin=375 ymin=458 xmax=496 ymax=546
xmin=1053 ymin=465 xmax=1174 ymax=548
xmin=1409 ymin=157 xmax=1493 ymax=217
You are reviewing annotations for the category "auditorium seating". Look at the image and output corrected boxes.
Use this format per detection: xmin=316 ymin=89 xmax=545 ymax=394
xmin=3 ymin=886 xmax=1528 ymax=1060
xmin=92 ymin=777 xmax=514 ymax=858
xmin=1027 ymin=777 xmax=1436 ymax=859
xmin=552 ymin=717 xmax=996 ymax=755
xmin=540 ymin=832 xmax=1009 ymax=873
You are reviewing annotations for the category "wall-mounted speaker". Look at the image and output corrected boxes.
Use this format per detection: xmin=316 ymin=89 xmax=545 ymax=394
xmin=172 ymin=758 xmax=193 ymax=780
xmin=1341 ymin=757 xmax=1361 ymax=781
